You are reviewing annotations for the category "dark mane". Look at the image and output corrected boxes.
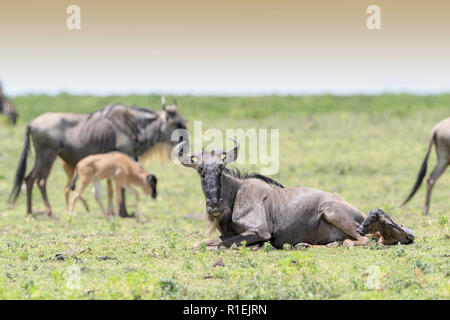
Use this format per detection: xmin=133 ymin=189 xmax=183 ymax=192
xmin=224 ymin=167 xmax=285 ymax=188
xmin=129 ymin=104 xmax=158 ymax=115
xmin=87 ymin=103 xmax=158 ymax=120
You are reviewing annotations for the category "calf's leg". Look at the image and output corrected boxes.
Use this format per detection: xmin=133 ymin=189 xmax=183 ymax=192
xmin=62 ymin=161 xmax=89 ymax=214
xmin=125 ymin=186 xmax=142 ymax=222
xmin=119 ymin=188 xmax=131 ymax=218
xmin=69 ymin=178 xmax=90 ymax=216
xmin=93 ymin=180 xmax=109 ymax=219
xmin=114 ymin=182 xmax=124 ymax=219
xmin=106 ymin=179 xmax=114 ymax=216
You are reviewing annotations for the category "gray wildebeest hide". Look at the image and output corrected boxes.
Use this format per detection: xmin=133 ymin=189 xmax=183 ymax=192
xmin=8 ymin=99 xmax=187 ymax=217
xmin=0 ymin=82 xmax=18 ymax=124
xmin=401 ymin=117 xmax=450 ymax=215
xmin=174 ymin=138 xmax=415 ymax=249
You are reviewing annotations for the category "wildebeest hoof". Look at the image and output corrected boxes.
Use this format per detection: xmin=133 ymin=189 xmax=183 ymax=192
xmin=250 ymin=244 xmax=263 ymax=251
xmin=229 ymin=243 xmax=239 ymax=250
xmin=295 ymin=243 xmax=310 ymax=250
xmin=135 ymin=217 xmax=144 ymax=224
xmin=55 ymin=253 xmax=66 ymax=261
xmin=212 ymin=259 xmax=225 ymax=267
xmin=193 ymin=241 xmax=202 ymax=249
xmin=326 ymin=241 xmax=340 ymax=248
xmin=343 ymin=239 xmax=355 ymax=247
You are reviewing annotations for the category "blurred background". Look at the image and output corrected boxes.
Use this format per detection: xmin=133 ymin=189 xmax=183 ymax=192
xmin=1 ymin=0 xmax=450 ymax=96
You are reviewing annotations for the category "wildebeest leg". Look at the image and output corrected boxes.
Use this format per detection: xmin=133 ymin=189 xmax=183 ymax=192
xmin=25 ymin=169 xmax=36 ymax=215
xmin=294 ymin=242 xmax=343 ymax=249
xmin=114 ymin=182 xmax=124 ymax=219
xmin=119 ymin=188 xmax=131 ymax=218
xmin=217 ymin=230 xmax=271 ymax=248
xmin=28 ymin=149 xmax=58 ymax=217
xmin=106 ymin=179 xmax=114 ymax=216
xmin=79 ymin=196 xmax=90 ymax=213
xmin=424 ymin=158 xmax=448 ymax=215
xmin=68 ymin=178 xmax=90 ymax=216
xmin=37 ymin=178 xmax=52 ymax=217
xmin=62 ymin=160 xmax=89 ymax=214
xmin=93 ymin=180 xmax=108 ymax=219
xmin=321 ymin=204 xmax=369 ymax=246
xmin=125 ymin=185 xmax=142 ymax=222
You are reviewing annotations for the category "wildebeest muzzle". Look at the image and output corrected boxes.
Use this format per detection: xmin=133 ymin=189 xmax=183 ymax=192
xmin=206 ymin=198 xmax=230 ymax=217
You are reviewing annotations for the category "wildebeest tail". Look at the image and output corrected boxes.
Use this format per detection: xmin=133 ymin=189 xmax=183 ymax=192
xmin=401 ymin=131 xmax=436 ymax=206
xmin=8 ymin=125 xmax=31 ymax=204
xmin=70 ymin=170 xmax=79 ymax=191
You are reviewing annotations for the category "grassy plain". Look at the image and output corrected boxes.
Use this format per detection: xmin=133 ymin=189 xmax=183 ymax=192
xmin=0 ymin=94 xmax=448 ymax=299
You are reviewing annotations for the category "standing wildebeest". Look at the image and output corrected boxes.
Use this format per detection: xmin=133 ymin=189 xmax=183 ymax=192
xmin=401 ymin=117 xmax=450 ymax=215
xmin=174 ymin=138 xmax=414 ymax=249
xmin=69 ymin=152 xmax=157 ymax=222
xmin=8 ymin=98 xmax=186 ymax=217
xmin=0 ymin=83 xmax=18 ymax=124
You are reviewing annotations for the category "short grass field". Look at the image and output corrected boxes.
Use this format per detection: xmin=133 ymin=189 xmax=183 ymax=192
xmin=0 ymin=94 xmax=449 ymax=299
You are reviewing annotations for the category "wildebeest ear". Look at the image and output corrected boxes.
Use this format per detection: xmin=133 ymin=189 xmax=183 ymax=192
xmin=172 ymin=98 xmax=177 ymax=107
xmin=161 ymin=96 xmax=167 ymax=110
xmin=146 ymin=174 xmax=157 ymax=185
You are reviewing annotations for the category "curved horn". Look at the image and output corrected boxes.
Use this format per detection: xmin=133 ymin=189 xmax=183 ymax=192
xmin=161 ymin=96 xmax=167 ymax=109
xmin=172 ymin=141 xmax=195 ymax=167
xmin=172 ymin=98 xmax=177 ymax=107
xmin=224 ymin=137 xmax=240 ymax=164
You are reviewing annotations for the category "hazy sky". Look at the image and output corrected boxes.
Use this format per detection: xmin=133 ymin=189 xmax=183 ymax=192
xmin=1 ymin=0 xmax=450 ymax=95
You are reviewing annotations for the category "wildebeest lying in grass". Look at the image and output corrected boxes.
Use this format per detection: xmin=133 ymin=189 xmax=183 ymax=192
xmin=0 ymin=83 xmax=18 ymax=125
xmin=69 ymin=152 xmax=157 ymax=222
xmin=174 ymin=138 xmax=415 ymax=249
xmin=401 ymin=117 xmax=450 ymax=215
xmin=8 ymin=98 xmax=185 ymax=217
xmin=357 ymin=209 xmax=415 ymax=245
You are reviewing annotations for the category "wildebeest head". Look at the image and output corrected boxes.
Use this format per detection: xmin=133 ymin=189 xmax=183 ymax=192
xmin=0 ymin=83 xmax=18 ymax=125
xmin=174 ymin=137 xmax=240 ymax=217
xmin=137 ymin=97 xmax=188 ymax=158
xmin=358 ymin=208 xmax=415 ymax=244
xmin=143 ymin=174 xmax=158 ymax=199
xmin=160 ymin=97 xmax=187 ymax=143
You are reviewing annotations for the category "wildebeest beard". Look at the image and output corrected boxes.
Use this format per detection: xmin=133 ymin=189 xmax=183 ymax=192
xmin=201 ymin=165 xmax=230 ymax=217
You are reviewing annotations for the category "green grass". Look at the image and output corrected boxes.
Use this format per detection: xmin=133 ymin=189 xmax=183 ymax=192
xmin=0 ymin=94 xmax=448 ymax=299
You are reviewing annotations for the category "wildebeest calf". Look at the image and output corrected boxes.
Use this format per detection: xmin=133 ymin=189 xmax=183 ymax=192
xmin=68 ymin=152 xmax=157 ymax=222
xmin=357 ymin=208 xmax=415 ymax=245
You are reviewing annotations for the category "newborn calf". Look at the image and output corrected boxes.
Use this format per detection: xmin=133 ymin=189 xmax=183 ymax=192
xmin=68 ymin=152 xmax=157 ymax=221
xmin=357 ymin=209 xmax=415 ymax=245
